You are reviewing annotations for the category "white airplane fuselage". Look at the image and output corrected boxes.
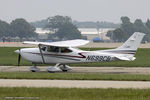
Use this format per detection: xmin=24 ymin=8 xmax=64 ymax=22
xmin=17 ymin=47 xmax=118 ymax=64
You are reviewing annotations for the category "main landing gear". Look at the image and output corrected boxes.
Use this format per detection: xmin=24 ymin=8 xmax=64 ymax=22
xmin=46 ymin=64 xmax=72 ymax=73
xmin=29 ymin=63 xmax=72 ymax=73
xmin=46 ymin=63 xmax=61 ymax=73
xmin=59 ymin=65 xmax=72 ymax=72
xmin=29 ymin=64 xmax=40 ymax=72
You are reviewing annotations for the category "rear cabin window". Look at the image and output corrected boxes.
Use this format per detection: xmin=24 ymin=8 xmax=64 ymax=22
xmin=61 ymin=47 xmax=72 ymax=53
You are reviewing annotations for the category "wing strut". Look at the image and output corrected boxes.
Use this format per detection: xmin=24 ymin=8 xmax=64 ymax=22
xmin=38 ymin=44 xmax=45 ymax=64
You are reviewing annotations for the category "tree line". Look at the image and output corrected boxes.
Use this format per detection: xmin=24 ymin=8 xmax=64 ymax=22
xmin=0 ymin=16 xmax=85 ymax=41
xmin=2 ymin=16 xmax=150 ymax=42
xmin=31 ymin=19 xmax=120 ymax=28
xmin=107 ymin=17 xmax=150 ymax=42
xmin=0 ymin=18 xmax=37 ymax=39
xmin=45 ymin=15 xmax=86 ymax=41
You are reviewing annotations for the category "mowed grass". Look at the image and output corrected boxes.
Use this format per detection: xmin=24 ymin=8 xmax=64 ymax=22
xmin=1 ymin=72 xmax=150 ymax=81
xmin=0 ymin=47 xmax=150 ymax=67
xmin=0 ymin=47 xmax=31 ymax=66
xmin=0 ymin=87 xmax=150 ymax=100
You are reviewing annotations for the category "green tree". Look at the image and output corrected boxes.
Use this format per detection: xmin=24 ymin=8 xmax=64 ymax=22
xmin=106 ymin=17 xmax=132 ymax=42
xmin=0 ymin=20 xmax=10 ymax=37
xmin=46 ymin=15 xmax=85 ymax=40
xmin=55 ymin=23 xmax=83 ymax=40
xmin=134 ymin=19 xmax=150 ymax=34
xmin=146 ymin=19 xmax=150 ymax=30
xmin=134 ymin=19 xmax=150 ymax=42
xmin=107 ymin=17 xmax=150 ymax=42
xmin=112 ymin=28 xmax=127 ymax=42
xmin=120 ymin=16 xmax=135 ymax=36
xmin=10 ymin=18 xmax=37 ymax=38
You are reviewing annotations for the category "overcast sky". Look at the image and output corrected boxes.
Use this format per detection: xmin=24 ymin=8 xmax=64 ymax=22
xmin=0 ymin=0 xmax=149 ymax=23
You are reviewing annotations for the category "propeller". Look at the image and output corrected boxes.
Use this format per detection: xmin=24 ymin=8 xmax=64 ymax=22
xmin=15 ymin=49 xmax=21 ymax=66
xmin=18 ymin=53 xmax=21 ymax=66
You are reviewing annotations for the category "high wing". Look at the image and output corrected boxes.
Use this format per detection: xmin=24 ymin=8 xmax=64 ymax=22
xmin=23 ymin=39 xmax=89 ymax=47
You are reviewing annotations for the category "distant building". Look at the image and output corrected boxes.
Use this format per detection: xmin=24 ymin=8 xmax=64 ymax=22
xmin=78 ymin=28 xmax=114 ymax=40
xmin=35 ymin=28 xmax=51 ymax=34
xmin=35 ymin=28 xmax=53 ymax=40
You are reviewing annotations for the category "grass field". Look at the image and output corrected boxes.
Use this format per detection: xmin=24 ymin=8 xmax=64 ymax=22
xmin=0 ymin=72 xmax=150 ymax=81
xmin=0 ymin=87 xmax=150 ymax=100
xmin=0 ymin=47 xmax=31 ymax=66
xmin=0 ymin=47 xmax=150 ymax=67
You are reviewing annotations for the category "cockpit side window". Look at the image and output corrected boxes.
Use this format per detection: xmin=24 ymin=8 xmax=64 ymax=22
xmin=47 ymin=46 xmax=72 ymax=53
xmin=47 ymin=46 xmax=59 ymax=53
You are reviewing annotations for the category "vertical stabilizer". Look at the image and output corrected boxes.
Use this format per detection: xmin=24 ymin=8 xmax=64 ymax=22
xmin=116 ymin=32 xmax=145 ymax=51
xmin=101 ymin=32 xmax=145 ymax=61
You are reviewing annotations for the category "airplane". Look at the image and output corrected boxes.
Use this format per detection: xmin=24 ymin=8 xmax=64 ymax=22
xmin=15 ymin=32 xmax=145 ymax=72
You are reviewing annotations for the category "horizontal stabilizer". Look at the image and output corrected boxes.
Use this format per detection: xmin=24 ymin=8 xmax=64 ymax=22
xmin=115 ymin=56 xmax=136 ymax=61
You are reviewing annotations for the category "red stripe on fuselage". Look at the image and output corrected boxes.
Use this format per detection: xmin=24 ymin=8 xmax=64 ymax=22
xmin=28 ymin=52 xmax=86 ymax=59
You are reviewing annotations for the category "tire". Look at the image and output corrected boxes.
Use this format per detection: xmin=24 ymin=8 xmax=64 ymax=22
xmin=31 ymin=70 xmax=36 ymax=72
xmin=62 ymin=70 xmax=68 ymax=72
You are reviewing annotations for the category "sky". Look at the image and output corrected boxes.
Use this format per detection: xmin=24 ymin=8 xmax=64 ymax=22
xmin=0 ymin=0 xmax=149 ymax=23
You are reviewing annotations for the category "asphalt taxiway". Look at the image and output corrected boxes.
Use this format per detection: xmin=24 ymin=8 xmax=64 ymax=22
xmin=0 ymin=79 xmax=150 ymax=89
xmin=1 ymin=66 xmax=150 ymax=74
xmin=0 ymin=66 xmax=150 ymax=89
